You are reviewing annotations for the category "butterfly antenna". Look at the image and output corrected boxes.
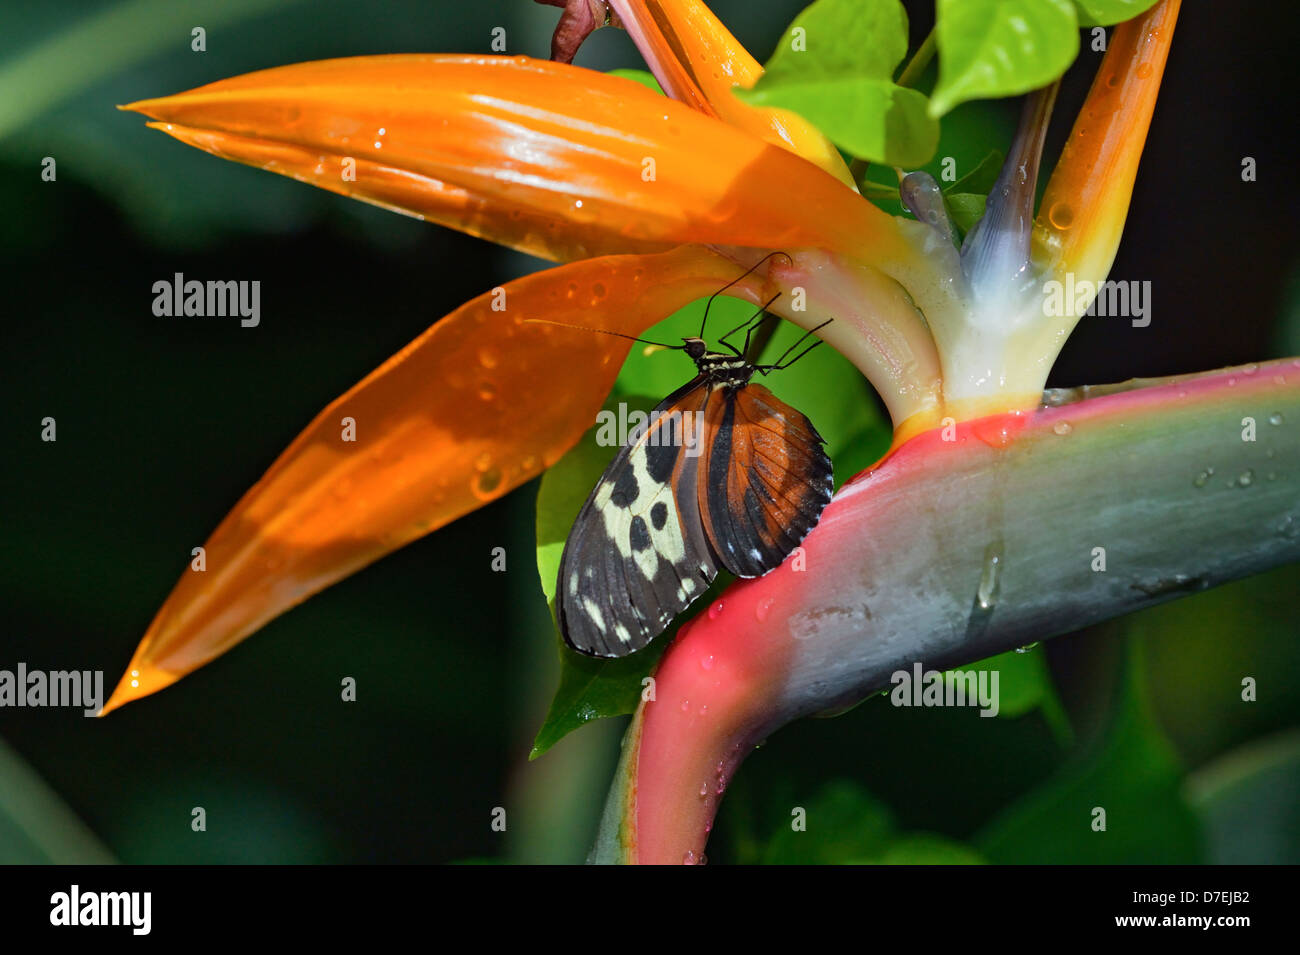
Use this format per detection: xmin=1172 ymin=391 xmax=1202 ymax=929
xmin=699 ymin=251 xmax=793 ymax=339
xmin=760 ymin=318 xmax=834 ymax=372
xmin=523 ymin=318 xmax=681 ymax=349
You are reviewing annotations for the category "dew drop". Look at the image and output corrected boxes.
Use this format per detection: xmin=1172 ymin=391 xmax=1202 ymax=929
xmin=1193 ymin=467 xmax=1213 ymax=488
xmin=680 ymin=699 xmax=691 ymax=712
xmin=1048 ymin=202 xmax=1075 ymax=230
xmin=708 ymin=600 xmax=725 ymax=619
xmin=474 ymin=452 xmax=493 ymax=473
xmin=977 ymin=540 xmax=1004 ymax=610
xmin=1015 ymin=641 xmax=1039 ymax=654
xmin=698 ymin=784 xmax=708 ymax=798
xmin=1243 ymin=362 xmax=1259 ymax=375
xmin=1269 ymin=412 xmax=1283 ymax=426
xmin=1136 ymin=63 xmax=1153 ymax=79
xmin=755 ymin=596 xmax=775 ymax=621
xmin=477 ymin=381 xmax=497 ymax=401
xmin=592 ymin=281 xmax=607 ymax=299
xmin=472 ymin=467 xmax=502 ymax=499
xmin=700 ymin=654 xmax=714 ymax=671
xmin=521 ymin=454 xmax=539 ymax=472
xmin=1237 ymin=469 xmax=1254 ymax=487
xmin=698 ymin=704 xmax=708 ymax=717
xmin=1052 ymin=420 xmax=1073 ymax=436
xmin=478 ymin=347 xmax=499 ymax=369
xmin=683 ymin=849 xmax=699 ymax=864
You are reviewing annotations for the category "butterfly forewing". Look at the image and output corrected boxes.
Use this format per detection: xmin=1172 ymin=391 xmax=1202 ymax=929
xmin=700 ymin=383 xmax=833 ymax=578
xmin=557 ymin=380 xmax=719 ymax=657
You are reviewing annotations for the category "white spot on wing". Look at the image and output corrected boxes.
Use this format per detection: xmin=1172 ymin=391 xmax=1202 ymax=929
xmin=582 ymin=597 xmax=607 ymax=634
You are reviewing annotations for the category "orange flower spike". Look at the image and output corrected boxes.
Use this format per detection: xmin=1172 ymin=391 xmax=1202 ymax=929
xmin=610 ymin=0 xmax=858 ymax=188
xmin=99 ymin=246 xmax=741 ymax=715
xmin=122 ymin=55 xmax=888 ymax=264
xmin=1034 ymin=0 xmax=1181 ymax=287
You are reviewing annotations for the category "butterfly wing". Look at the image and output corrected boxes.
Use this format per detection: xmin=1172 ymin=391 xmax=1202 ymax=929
xmin=698 ymin=381 xmax=833 ymax=578
xmin=557 ymin=379 xmax=719 ymax=657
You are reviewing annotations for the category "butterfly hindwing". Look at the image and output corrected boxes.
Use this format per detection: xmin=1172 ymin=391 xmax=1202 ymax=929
xmin=557 ymin=379 xmax=719 ymax=657
xmin=699 ymin=382 xmax=833 ymax=578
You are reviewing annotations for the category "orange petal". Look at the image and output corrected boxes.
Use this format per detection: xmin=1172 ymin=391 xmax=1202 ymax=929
xmin=100 ymin=246 xmax=740 ymax=715
xmin=1034 ymin=0 xmax=1180 ymax=284
xmin=610 ymin=0 xmax=857 ymax=188
xmin=122 ymin=55 xmax=891 ymax=262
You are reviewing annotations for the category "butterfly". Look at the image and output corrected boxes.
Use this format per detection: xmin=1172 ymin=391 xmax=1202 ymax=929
xmin=551 ymin=255 xmax=835 ymax=658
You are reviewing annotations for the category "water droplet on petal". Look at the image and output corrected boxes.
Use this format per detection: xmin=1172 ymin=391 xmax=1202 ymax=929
xmin=1269 ymin=412 xmax=1283 ymax=426
xmin=700 ymin=654 xmax=714 ymax=671
xmin=1238 ymin=469 xmax=1254 ymax=487
xmin=1052 ymin=420 xmax=1072 ymax=436
xmin=472 ymin=467 xmax=502 ymax=499
xmin=1048 ymin=202 xmax=1075 ymax=230
xmin=977 ymin=541 xmax=1004 ymax=611
xmin=708 ymin=600 xmax=725 ymax=620
xmin=755 ymin=596 xmax=775 ymax=621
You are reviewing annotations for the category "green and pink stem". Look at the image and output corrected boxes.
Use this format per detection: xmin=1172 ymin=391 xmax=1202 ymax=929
xmin=592 ymin=357 xmax=1300 ymax=863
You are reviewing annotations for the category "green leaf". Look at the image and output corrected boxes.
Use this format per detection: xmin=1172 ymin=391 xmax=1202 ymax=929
xmin=864 ymin=833 xmax=986 ymax=864
xmin=943 ymin=148 xmax=1004 ymax=194
xmin=762 ymin=780 xmax=896 ymax=863
xmin=1186 ymin=730 xmax=1300 ymax=864
xmin=762 ymin=780 xmax=984 ymax=864
xmin=960 ymin=648 xmax=1052 ymax=718
xmin=0 ymin=736 xmax=116 ymax=863
xmin=606 ymin=68 xmax=664 ymax=94
xmin=530 ymin=631 xmax=672 ymax=760
xmin=930 ymin=0 xmax=1080 ymax=117
xmin=943 ymin=191 xmax=986 ymax=236
xmin=975 ymin=638 xmax=1201 ymax=863
xmin=1072 ymin=0 xmax=1161 ymax=28
xmin=737 ymin=0 xmax=939 ymax=167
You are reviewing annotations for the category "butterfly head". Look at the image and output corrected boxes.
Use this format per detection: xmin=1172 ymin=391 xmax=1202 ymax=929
xmin=681 ymin=337 xmax=708 ymax=360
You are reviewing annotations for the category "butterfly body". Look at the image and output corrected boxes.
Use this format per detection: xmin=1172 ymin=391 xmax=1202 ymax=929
xmin=557 ymin=334 xmax=833 ymax=658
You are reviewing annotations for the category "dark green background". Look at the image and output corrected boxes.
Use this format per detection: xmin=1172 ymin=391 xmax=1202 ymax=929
xmin=1 ymin=0 xmax=1297 ymax=863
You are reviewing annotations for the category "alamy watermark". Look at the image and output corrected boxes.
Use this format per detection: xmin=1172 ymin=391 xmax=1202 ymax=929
xmin=595 ymin=403 xmax=706 ymax=458
xmin=50 ymin=886 xmax=151 ymax=935
xmin=152 ymin=273 xmax=260 ymax=327
xmin=1042 ymin=273 xmax=1151 ymax=328
xmin=0 ymin=663 xmax=103 ymax=716
xmin=890 ymin=662 xmax=1000 ymax=717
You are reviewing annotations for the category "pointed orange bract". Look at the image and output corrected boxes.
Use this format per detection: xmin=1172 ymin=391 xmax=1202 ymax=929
xmin=1034 ymin=0 xmax=1180 ymax=285
xmin=123 ymin=55 xmax=889 ymax=263
xmin=101 ymin=246 xmax=740 ymax=714
xmin=611 ymin=0 xmax=857 ymax=188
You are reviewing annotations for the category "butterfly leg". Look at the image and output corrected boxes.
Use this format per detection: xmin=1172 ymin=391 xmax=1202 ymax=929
xmin=755 ymin=318 xmax=834 ymax=374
